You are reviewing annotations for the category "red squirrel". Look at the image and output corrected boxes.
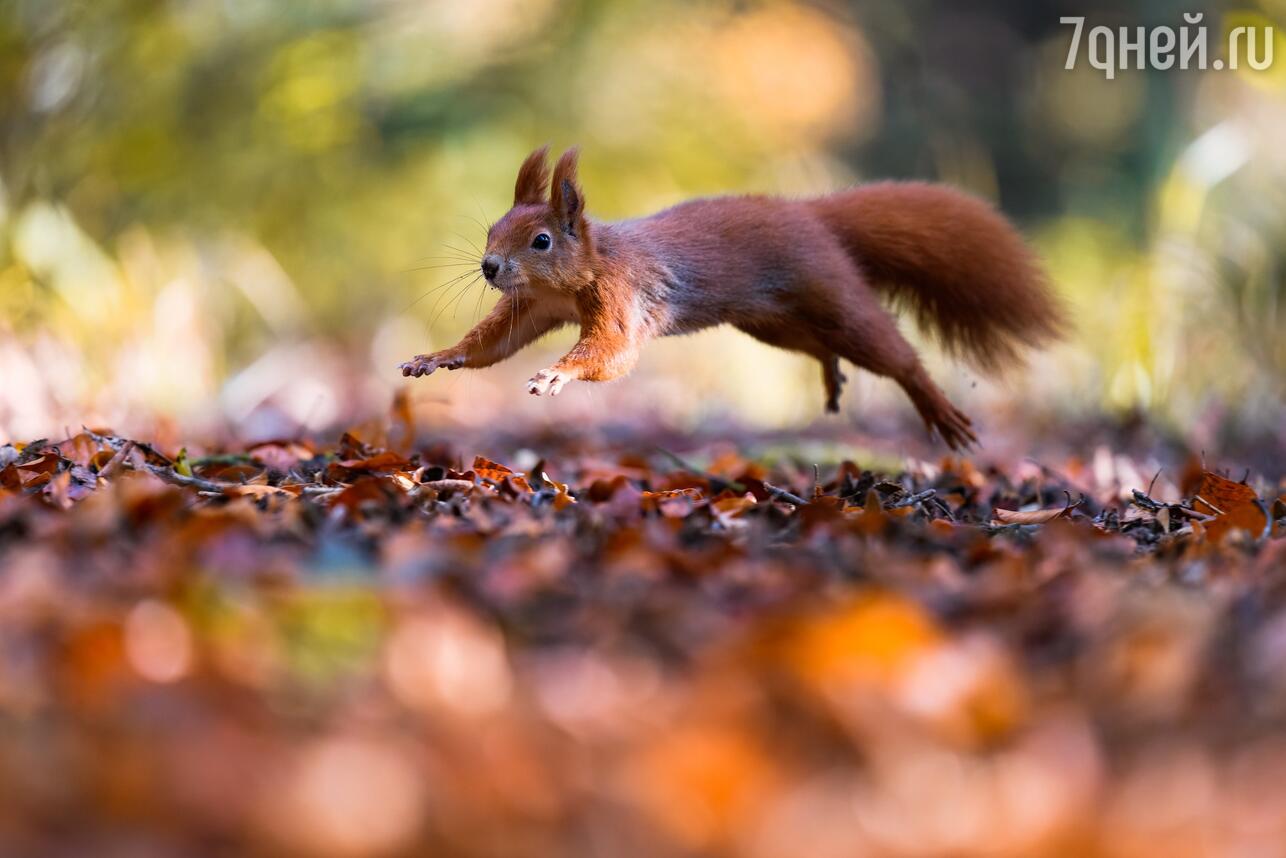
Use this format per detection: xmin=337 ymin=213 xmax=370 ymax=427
xmin=399 ymin=147 xmax=1065 ymax=449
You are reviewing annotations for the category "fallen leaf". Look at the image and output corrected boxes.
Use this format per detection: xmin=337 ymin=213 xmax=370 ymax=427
xmin=993 ymin=507 xmax=1069 ymax=525
xmin=541 ymin=472 xmax=577 ymax=510
xmin=641 ymin=487 xmax=704 ymax=518
xmin=228 ymin=484 xmax=292 ymax=498
xmin=1189 ymin=471 xmax=1268 ymax=542
xmin=473 ymin=456 xmax=532 ymax=492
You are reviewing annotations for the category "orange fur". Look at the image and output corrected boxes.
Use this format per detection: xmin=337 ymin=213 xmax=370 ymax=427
xmin=812 ymin=183 xmax=1066 ymax=371
xmin=399 ymin=148 xmax=1068 ymax=449
xmin=512 ymin=145 xmax=551 ymax=205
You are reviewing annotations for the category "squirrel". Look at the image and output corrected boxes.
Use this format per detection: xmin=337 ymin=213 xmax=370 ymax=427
xmin=399 ymin=146 xmax=1066 ymax=449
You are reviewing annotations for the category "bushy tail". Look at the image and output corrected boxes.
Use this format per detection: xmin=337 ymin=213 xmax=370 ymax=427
xmin=811 ymin=182 xmax=1067 ymax=371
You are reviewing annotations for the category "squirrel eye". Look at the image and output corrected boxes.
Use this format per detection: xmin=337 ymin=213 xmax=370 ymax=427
xmin=531 ymin=233 xmax=552 ymax=251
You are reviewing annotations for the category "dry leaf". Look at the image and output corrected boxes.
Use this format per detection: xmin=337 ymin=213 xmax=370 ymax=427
xmin=472 ymin=456 xmax=532 ymax=492
xmin=541 ymin=472 xmax=577 ymax=510
xmin=992 ymin=507 xmax=1069 ymax=525
xmin=1189 ymin=471 xmax=1268 ymax=542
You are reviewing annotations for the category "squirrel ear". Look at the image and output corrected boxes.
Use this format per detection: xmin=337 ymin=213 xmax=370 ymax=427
xmin=513 ymin=145 xmax=551 ymax=205
xmin=550 ymin=147 xmax=585 ymax=237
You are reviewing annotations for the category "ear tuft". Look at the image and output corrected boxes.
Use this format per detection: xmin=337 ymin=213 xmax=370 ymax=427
xmin=514 ymin=145 xmax=551 ymax=205
xmin=550 ymin=147 xmax=585 ymax=236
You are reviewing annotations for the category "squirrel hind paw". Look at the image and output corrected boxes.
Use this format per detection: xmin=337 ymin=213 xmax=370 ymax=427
xmin=931 ymin=407 xmax=978 ymax=452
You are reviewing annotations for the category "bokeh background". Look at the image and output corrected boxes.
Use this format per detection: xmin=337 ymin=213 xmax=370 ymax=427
xmin=1 ymin=0 xmax=1283 ymax=454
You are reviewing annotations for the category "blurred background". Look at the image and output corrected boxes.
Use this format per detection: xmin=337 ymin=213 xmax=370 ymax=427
xmin=0 ymin=0 xmax=1283 ymax=453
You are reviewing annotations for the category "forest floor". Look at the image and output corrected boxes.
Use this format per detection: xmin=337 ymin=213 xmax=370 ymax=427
xmin=0 ymin=415 xmax=1283 ymax=857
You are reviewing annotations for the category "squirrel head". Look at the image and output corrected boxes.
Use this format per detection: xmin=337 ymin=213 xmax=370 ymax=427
xmin=481 ymin=146 xmax=595 ymax=296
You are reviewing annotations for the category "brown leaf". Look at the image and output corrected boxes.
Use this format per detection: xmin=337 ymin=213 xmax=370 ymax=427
xmin=227 ymin=484 xmax=292 ymax=498
xmin=335 ymin=451 xmax=409 ymax=473
xmin=1189 ymin=471 xmax=1268 ymax=542
xmin=641 ymin=487 xmax=704 ymax=518
xmin=56 ymin=432 xmax=106 ymax=468
xmin=711 ymin=493 xmax=756 ymax=526
xmin=992 ymin=507 xmax=1069 ymax=525
xmin=330 ymin=475 xmax=403 ymax=513
xmin=250 ymin=442 xmax=315 ymax=472
xmin=16 ymin=455 xmax=60 ymax=480
xmin=421 ymin=479 xmax=476 ymax=496
xmin=472 ymin=456 xmax=532 ymax=492
xmin=541 ymin=472 xmax=577 ymax=510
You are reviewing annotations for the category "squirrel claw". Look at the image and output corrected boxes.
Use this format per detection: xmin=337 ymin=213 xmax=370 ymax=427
xmin=527 ymin=368 xmax=571 ymax=397
xmin=933 ymin=406 xmax=979 ymax=452
xmin=917 ymin=396 xmax=978 ymax=452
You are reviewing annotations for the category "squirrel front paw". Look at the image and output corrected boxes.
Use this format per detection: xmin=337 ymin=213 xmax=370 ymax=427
xmin=399 ymin=352 xmax=465 ymax=378
xmin=526 ymin=368 xmax=572 ymax=396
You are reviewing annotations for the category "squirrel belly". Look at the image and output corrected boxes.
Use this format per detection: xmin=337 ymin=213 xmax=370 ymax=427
xmin=398 ymin=147 xmax=1067 ymax=450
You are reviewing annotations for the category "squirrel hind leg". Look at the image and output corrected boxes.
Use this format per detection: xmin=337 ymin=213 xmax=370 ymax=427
xmin=805 ymin=301 xmax=978 ymax=449
xmin=897 ymin=364 xmax=978 ymax=451
xmin=732 ymin=321 xmax=844 ymax=413
xmin=821 ymin=355 xmax=846 ymax=413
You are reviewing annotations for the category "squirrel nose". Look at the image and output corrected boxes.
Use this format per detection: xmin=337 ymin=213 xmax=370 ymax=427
xmin=481 ymin=256 xmax=501 ymax=280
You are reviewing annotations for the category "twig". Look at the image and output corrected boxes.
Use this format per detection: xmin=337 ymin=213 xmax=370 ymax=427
xmin=421 ymin=479 xmax=476 ymax=495
xmin=763 ymin=481 xmax=808 ymax=506
xmin=653 ymin=447 xmax=744 ymax=493
xmin=83 ymin=428 xmax=170 ymax=465
xmin=98 ymin=440 xmax=135 ymax=479
xmin=888 ymin=488 xmax=936 ymax=509
xmin=132 ymin=462 xmax=234 ymax=494
xmin=302 ymin=485 xmax=346 ymax=496
xmin=1194 ymin=495 xmax=1225 ymax=515
xmin=1131 ymin=489 xmax=1162 ymax=512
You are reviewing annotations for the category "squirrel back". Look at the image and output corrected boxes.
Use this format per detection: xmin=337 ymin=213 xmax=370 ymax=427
xmin=810 ymin=182 xmax=1067 ymax=371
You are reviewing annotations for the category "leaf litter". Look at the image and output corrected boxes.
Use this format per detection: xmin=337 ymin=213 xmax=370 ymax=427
xmin=0 ymin=424 xmax=1283 ymax=856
